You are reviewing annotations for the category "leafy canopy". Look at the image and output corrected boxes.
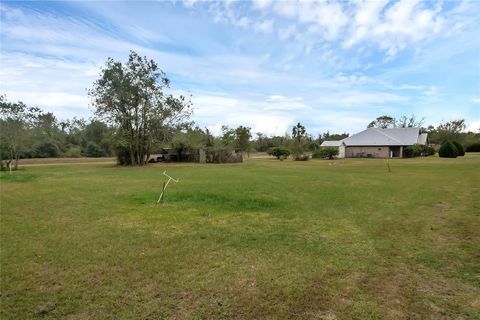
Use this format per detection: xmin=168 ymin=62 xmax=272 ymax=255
xmin=88 ymin=51 xmax=193 ymax=165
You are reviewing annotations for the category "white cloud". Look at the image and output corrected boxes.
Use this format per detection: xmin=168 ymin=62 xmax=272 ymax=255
xmin=278 ymin=24 xmax=297 ymax=41
xmin=190 ymin=91 xmax=310 ymax=136
xmin=183 ymin=0 xmax=200 ymax=8
xmin=251 ymin=0 xmax=273 ymax=10
xmin=265 ymin=95 xmax=307 ymax=111
xmin=315 ymin=91 xmax=408 ymax=108
xmin=1 ymin=2 xmax=478 ymax=135
xmin=248 ymin=0 xmax=472 ymax=59
xmin=236 ymin=16 xmax=250 ymax=28
xmin=0 ymin=52 xmax=97 ymax=118
xmin=272 ymin=0 xmax=348 ymax=40
xmin=254 ymin=19 xmax=274 ymax=34
xmin=466 ymin=120 xmax=480 ymax=132
xmin=344 ymin=0 xmax=445 ymax=57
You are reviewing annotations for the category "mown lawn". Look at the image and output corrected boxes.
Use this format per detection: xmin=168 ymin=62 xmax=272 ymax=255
xmin=1 ymin=155 xmax=479 ymax=319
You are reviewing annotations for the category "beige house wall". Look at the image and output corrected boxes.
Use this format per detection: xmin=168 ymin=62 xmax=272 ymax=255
xmin=338 ymin=145 xmax=345 ymax=158
xmin=345 ymin=146 xmax=391 ymax=158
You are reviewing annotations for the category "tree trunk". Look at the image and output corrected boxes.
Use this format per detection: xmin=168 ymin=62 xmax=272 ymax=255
xmin=15 ymin=153 xmax=19 ymax=170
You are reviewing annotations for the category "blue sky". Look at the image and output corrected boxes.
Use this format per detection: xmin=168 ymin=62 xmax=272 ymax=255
xmin=1 ymin=0 xmax=479 ymax=135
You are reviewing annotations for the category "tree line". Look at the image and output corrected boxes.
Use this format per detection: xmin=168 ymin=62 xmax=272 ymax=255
xmin=1 ymin=51 xmax=479 ymax=168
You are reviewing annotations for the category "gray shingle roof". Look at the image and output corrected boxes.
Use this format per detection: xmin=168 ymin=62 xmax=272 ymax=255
xmin=342 ymin=128 xmax=425 ymax=146
xmin=320 ymin=140 xmax=342 ymax=147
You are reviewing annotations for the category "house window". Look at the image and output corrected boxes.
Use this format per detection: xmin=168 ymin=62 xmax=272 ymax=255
xmin=378 ymin=148 xmax=382 ymax=150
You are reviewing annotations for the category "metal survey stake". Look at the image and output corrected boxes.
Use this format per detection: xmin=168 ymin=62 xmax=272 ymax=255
xmin=157 ymin=171 xmax=179 ymax=204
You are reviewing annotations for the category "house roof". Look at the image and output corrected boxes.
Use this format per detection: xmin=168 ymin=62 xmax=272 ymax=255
xmin=320 ymin=140 xmax=342 ymax=147
xmin=342 ymin=128 xmax=426 ymax=146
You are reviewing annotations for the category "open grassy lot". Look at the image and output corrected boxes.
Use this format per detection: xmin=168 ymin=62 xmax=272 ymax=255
xmin=1 ymin=155 xmax=479 ymax=319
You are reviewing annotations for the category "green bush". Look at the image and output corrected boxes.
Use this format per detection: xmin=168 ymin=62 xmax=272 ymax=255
xmin=295 ymin=154 xmax=310 ymax=161
xmin=64 ymin=146 xmax=81 ymax=158
xmin=466 ymin=142 xmax=480 ymax=152
xmin=83 ymin=142 xmax=107 ymax=157
xmin=403 ymin=144 xmax=427 ymax=158
xmin=451 ymin=141 xmax=465 ymax=156
xmin=267 ymin=146 xmax=291 ymax=159
xmin=403 ymin=146 xmax=416 ymax=158
xmin=427 ymin=146 xmax=436 ymax=156
xmin=313 ymin=147 xmax=339 ymax=159
xmin=36 ymin=141 xmax=60 ymax=158
xmin=439 ymin=141 xmax=458 ymax=158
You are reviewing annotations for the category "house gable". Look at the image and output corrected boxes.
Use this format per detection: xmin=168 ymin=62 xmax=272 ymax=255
xmin=342 ymin=128 xmax=424 ymax=147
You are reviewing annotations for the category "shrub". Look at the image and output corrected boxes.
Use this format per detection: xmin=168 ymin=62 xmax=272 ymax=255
xmin=466 ymin=142 xmax=480 ymax=152
xmin=403 ymin=144 xmax=427 ymax=158
xmin=267 ymin=146 xmax=291 ymax=159
xmin=115 ymin=146 xmax=130 ymax=165
xmin=427 ymin=146 xmax=436 ymax=156
xmin=64 ymin=146 xmax=81 ymax=158
xmin=451 ymin=141 xmax=465 ymax=156
xmin=36 ymin=142 xmax=60 ymax=158
xmin=83 ymin=142 xmax=107 ymax=157
xmin=438 ymin=141 xmax=458 ymax=158
xmin=313 ymin=147 xmax=339 ymax=159
xmin=295 ymin=154 xmax=310 ymax=161
xmin=403 ymin=146 xmax=416 ymax=158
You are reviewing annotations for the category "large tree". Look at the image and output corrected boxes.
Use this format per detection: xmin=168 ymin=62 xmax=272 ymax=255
xmin=395 ymin=114 xmax=425 ymax=128
xmin=89 ymin=51 xmax=193 ymax=165
xmin=0 ymin=95 xmax=41 ymax=170
xmin=367 ymin=115 xmax=396 ymax=129
xmin=428 ymin=119 xmax=467 ymax=144
xmin=234 ymin=125 xmax=252 ymax=155
xmin=291 ymin=122 xmax=307 ymax=160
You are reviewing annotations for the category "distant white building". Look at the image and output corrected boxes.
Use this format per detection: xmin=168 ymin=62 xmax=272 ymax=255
xmin=323 ymin=128 xmax=428 ymax=158
xmin=320 ymin=140 xmax=345 ymax=157
xmin=320 ymin=140 xmax=343 ymax=147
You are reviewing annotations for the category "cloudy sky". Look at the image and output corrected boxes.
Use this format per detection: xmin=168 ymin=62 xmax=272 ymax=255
xmin=1 ymin=0 xmax=479 ymax=135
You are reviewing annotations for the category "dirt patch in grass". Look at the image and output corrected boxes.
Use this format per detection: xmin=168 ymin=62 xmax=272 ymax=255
xmin=34 ymin=301 xmax=56 ymax=317
xmin=19 ymin=157 xmax=116 ymax=165
xmin=362 ymin=263 xmax=480 ymax=320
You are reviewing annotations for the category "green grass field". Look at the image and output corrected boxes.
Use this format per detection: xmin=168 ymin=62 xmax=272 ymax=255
xmin=1 ymin=155 xmax=479 ymax=319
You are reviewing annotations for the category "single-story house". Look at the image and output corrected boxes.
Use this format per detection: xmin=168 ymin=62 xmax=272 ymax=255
xmin=326 ymin=127 xmax=428 ymax=158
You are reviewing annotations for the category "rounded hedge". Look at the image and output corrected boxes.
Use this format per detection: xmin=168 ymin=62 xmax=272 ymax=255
xmin=452 ymin=141 xmax=465 ymax=156
xmin=438 ymin=141 xmax=458 ymax=158
xmin=267 ymin=146 xmax=291 ymax=159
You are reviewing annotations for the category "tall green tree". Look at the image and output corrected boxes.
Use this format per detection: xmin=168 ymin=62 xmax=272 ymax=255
xmin=318 ymin=131 xmax=349 ymax=144
xmin=88 ymin=51 xmax=193 ymax=165
xmin=429 ymin=119 xmax=466 ymax=144
xmin=83 ymin=120 xmax=115 ymax=156
xmin=234 ymin=126 xmax=252 ymax=155
xmin=367 ymin=115 xmax=396 ymax=129
xmin=0 ymin=95 xmax=41 ymax=169
xmin=291 ymin=122 xmax=307 ymax=160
